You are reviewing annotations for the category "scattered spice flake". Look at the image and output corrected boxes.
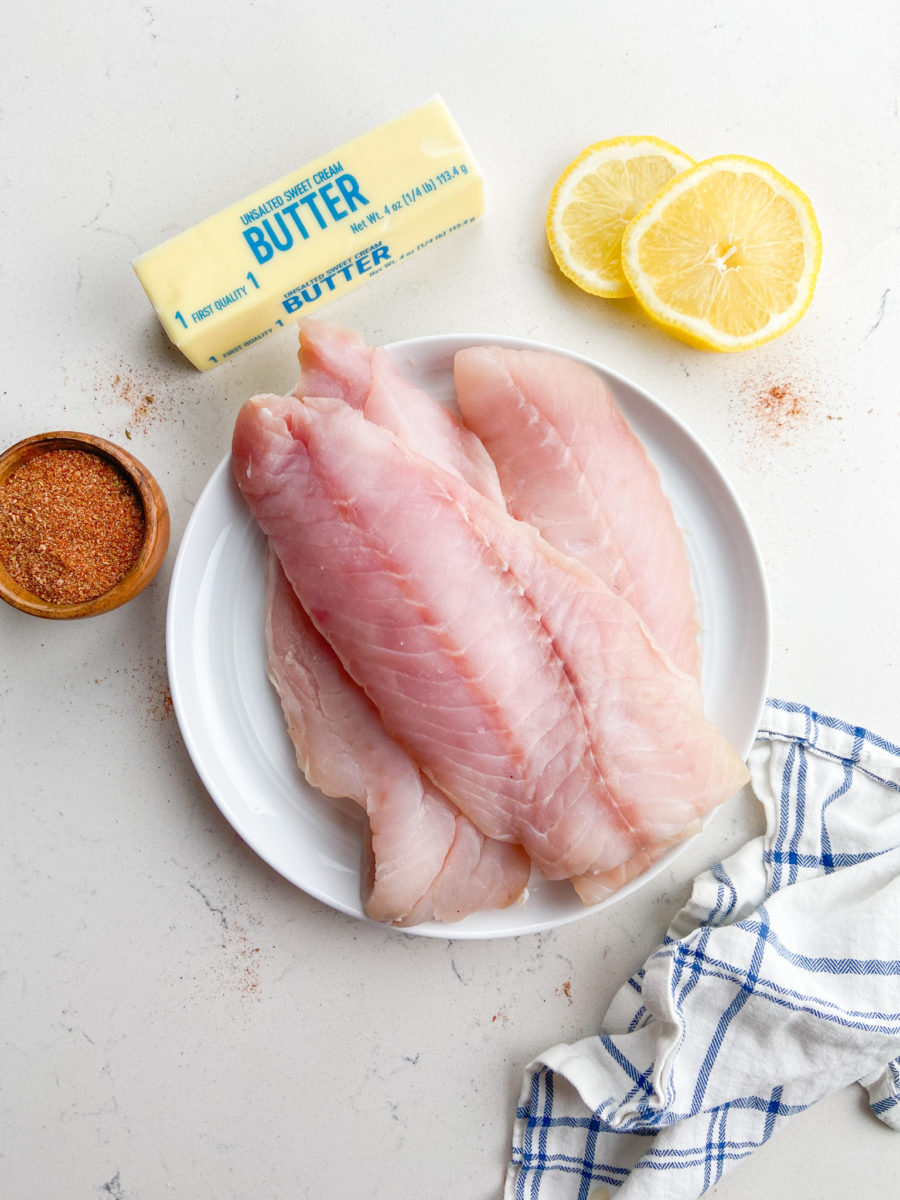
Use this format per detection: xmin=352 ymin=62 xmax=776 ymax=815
xmin=556 ymin=979 xmax=574 ymax=1005
xmin=91 ymin=662 xmax=177 ymax=732
xmin=750 ymin=378 xmax=809 ymax=434
xmin=100 ymin=362 xmax=186 ymax=437
xmin=146 ymin=682 xmax=175 ymax=721
xmin=183 ymin=882 xmax=265 ymax=1002
xmin=730 ymin=360 xmax=828 ymax=449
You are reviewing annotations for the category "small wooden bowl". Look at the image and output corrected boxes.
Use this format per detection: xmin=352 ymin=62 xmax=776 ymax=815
xmin=0 ymin=431 xmax=170 ymax=619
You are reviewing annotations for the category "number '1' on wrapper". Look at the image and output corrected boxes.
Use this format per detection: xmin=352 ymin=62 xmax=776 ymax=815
xmin=132 ymin=96 xmax=484 ymax=371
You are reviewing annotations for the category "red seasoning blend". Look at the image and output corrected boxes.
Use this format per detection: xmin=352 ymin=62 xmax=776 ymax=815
xmin=0 ymin=448 xmax=145 ymax=604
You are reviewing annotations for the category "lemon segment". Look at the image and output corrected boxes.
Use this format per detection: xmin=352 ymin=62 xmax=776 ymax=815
xmin=621 ymin=155 xmax=822 ymax=351
xmin=547 ymin=136 xmax=695 ymax=299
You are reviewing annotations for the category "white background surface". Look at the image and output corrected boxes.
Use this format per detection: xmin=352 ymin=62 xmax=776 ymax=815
xmin=2 ymin=2 xmax=898 ymax=1197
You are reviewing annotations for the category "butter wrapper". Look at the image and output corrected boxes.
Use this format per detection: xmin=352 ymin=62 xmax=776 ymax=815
xmin=132 ymin=96 xmax=484 ymax=370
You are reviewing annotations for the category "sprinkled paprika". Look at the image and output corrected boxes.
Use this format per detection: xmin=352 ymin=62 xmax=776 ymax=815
xmin=0 ymin=448 xmax=145 ymax=604
xmin=753 ymin=381 xmax=808 ymax=430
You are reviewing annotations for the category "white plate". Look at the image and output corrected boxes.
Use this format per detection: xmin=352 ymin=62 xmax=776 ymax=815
xmin=166 ymin=335 xmax=771 ymax=939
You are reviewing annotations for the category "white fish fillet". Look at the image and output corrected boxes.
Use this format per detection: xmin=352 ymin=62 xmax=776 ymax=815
xmin=296 ymin=318 xmax=505 ymax=503
xmin=233 ymin=392 xmax=749 ymax=889
xmin=265 ymin=543 xmax=531 ymax=924
xmin=454 ymin=345 xmax=702 ymax=680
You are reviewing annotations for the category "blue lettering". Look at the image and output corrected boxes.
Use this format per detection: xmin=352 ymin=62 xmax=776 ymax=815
xmin=319 ymin=181 xmax=347 ymax=221
xmin=282 ymin=202 xmax=310 ymax=239
xmin=243 ymin=226 xmax=273 ymax=264
xmin=263 ymin=214 xmax=294 ymax=252
xmin=297 ymin=192 xmax=328 ymax=230
xmin=335 ymin=173 xmax=369 ymax=212
xmin=245 ymin=177 xmax=372 ymax=270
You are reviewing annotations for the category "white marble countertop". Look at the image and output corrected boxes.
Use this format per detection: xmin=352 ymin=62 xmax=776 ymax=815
xmin=3 ymin=2 xmax=899 ymax=1196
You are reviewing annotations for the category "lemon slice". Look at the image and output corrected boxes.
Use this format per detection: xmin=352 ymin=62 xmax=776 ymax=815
xmin=547 ymin=136 xmax=695 ymax=298
xmin=621 ymin=155 xmax=822 ymax=351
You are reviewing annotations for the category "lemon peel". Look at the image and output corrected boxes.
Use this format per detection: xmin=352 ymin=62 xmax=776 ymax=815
xmin=546 ymin=136 xmax=695 ymax=299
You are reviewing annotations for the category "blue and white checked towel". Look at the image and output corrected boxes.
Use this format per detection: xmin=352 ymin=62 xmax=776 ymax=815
xmin=507 ymin=699 xmax=900 ymax=1199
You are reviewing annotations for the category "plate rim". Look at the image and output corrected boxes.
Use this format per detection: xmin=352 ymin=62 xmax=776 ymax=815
xmin=166 ymin=332 xmax=772 ymax=939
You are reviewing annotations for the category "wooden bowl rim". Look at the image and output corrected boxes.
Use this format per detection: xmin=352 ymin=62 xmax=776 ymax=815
xmin=0 ymin=431 xmax=170 ymax=619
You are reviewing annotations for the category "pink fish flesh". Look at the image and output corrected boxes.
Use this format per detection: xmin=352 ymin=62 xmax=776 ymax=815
xmin=293 ymin=318 xmax=372 ymax=408
xmin=265 ymin=543 xmax=531 ymax=924
xmin=233 ymin=392 xmax=749 ymax=887
xmin=454 ymin=345 xmax=702 ymax=681
xmin=296 ymin=319 xmax=505 ymax=503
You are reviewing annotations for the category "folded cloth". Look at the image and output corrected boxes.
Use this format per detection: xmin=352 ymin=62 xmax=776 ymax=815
xmin=506 ymin=699 xmax=900 ymax=1199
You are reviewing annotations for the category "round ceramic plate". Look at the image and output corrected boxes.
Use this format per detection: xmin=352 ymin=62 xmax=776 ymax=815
xmin=166 ymin=334 xmax=771 ymax=939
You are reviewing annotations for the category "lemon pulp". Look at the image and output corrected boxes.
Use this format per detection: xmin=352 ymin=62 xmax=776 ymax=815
xmin=621 ymin=155 xmax=822 ymax=350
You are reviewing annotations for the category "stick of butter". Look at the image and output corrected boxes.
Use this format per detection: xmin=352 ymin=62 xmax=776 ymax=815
xmin=132 ymin=96 xmax=484 ymax=370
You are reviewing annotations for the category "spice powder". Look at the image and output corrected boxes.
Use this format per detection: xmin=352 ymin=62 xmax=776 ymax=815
xmin=0 ymin=448 xmax=145 ymax=604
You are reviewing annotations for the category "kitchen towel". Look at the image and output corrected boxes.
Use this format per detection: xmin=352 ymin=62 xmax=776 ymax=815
xmin=506 ymin=699 xmax=900 ymax=1199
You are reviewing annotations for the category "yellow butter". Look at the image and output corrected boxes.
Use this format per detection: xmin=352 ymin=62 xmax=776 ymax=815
xmin=132 ymin=96 xmax=484 ymax=370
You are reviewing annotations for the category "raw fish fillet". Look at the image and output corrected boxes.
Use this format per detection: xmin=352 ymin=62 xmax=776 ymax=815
xmin=570 ymin=824 xmax=702 ymax=905
xmin=364 ymin=348 xmax=506 ymax=504
xmin=454 ymin=346 xmax=702 ymax=681
xmin=233 ymin=393 xmax=749 ymax=888
xmin=296 ymin=318 xmax=505 ymax=503
xmin=294 ymin=319 xmax=372 ymax=408
xmin=265 ymin=544 xmax=531 ymax=924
